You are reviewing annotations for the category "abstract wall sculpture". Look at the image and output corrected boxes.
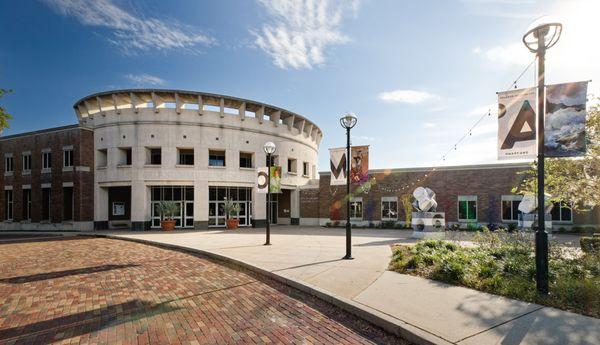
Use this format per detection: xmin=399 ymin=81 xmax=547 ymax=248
xmin=411 ymin=187 xmax=446 ymax=239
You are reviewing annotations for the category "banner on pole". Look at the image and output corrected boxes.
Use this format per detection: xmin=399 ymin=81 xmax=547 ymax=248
xmin=545 ymin=81 xmax=588 ymax=157
xmin=329 ymin=148 xmax=347 ymax=185
xmin=257 ymin=166 xmax=282 ymax=193
xmin=350 ymin=145 xmax=369 ymax=185
xmin=497 ymin=87 xmax=537 ymax=160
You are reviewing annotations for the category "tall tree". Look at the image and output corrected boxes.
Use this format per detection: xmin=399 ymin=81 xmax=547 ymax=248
xmin=0 ymin=89 xmax=13 ymax=130
xmin=514 ymin=100 xmax=599 ymax=211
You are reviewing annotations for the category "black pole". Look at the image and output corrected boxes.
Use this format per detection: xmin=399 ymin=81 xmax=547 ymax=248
xmin=535 ymin=31 xmax=548 ymax=294
xmin=344 ymin=127 xmax=353 ymax=259
xmin=265 ymin=153 xmax=271 ymax=245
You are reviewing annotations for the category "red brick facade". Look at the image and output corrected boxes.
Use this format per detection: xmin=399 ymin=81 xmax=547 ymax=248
xmin=0 ymin=125 xmax=94 ymax=228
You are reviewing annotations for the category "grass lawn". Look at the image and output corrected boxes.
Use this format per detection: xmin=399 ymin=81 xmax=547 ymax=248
xmin=389 ymin=231 xmax=600 ymax=318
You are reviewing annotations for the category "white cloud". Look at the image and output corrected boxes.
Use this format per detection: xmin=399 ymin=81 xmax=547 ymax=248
xmin=42 ymin=0 xmax=214 ymax=54
xmin=253 ymin=0 xmax=359 ymax=69
xmin=125 ymin=73 xmax=166 ymax=86
xmin=468 ymin=103 xmax=497 ymax=117
xmin=423 ymin=122 xmax=437 ymax=128
xmin=472 ymin=42 xmax=532 ymax=68
xmin=378 ymin=90 xmax=439 ymax=104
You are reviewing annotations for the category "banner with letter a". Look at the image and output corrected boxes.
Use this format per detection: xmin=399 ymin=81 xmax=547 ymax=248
xmin=497 ymin=87 xmax=537 ymax=160
xmin=329 ymin=148 xmax=347 ymax=185
xmin=545 ymin=81 xmax=588 ymax=157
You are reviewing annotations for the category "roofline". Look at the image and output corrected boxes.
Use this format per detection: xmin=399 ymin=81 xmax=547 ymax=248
xmin=0 ymin=124 xmax=85 ymax=141
xmin=319 ymin=162 xmax=532 ymax=175
xmin=72 ymin=88 xmax=322 ymax=133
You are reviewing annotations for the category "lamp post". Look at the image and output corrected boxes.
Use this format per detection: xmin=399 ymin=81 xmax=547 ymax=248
xmin=340 ymin=113 xmax=357 ymax=260
xmin=522 ymin=17 xmax=562 ymax=295
xmin=263 ymin=141 xmax=277 ymax=246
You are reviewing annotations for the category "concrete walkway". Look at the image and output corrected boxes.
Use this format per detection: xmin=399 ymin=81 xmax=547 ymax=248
xmin=35 ymin=227 xmax=600 ymax=344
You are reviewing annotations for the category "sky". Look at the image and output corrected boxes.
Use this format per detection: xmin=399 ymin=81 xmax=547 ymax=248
xmin=0 ymin=0 xmax=598 ymax=171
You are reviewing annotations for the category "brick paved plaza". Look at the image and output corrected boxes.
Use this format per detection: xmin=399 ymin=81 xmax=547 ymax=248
xmin=0 ymin=237 xmax=405 ymax=345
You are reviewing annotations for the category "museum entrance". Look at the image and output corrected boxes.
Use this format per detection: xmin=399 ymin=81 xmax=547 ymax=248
xmin=209 ymin=186 xmax=253 ymax=228
xmin=150 ymin=186 xmax=194 ymax=228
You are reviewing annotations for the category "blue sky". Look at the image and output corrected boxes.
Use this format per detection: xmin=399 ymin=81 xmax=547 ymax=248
xmin=0 ymin=0 xmax=597 ymax=170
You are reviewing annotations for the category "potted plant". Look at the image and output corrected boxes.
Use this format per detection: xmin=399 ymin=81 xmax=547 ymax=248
xmin=223 ymin=197 xmax=241 ymax=229
xmin=158 ymin=201 xmax=178 ymax=231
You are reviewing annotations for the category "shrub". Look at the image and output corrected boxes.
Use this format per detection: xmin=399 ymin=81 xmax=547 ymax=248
xmin=580 ymin=237 xmax=600 ymax=254
xmin=507 ymin=223 xmax=518 ymax=233
xmin=584 ymin=227 xmax=597 ymax=234
xmin=557 ymin=227 xmax=567 ymax=233
xmin=480 ymin=225 xmax=489 ymax=232
xmin=466 ymin=222 xmax=479 ymax=232
xmin=325 ymin=222 xmax=331 ymax=227
xmin=571 ymin=226 xmax=584 ymax=233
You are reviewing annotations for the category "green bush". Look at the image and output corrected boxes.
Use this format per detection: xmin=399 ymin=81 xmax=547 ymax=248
xmin=581 ymin=237 xmax=600 ymax=254
xmin=389 ymin=232 xmax=600 ymax=318
xmin=325 ymin=222 xmax=331 ymax=227
xmin=572 ymin=226 xmax=584 ymax=233
xmin=466 ymin=222 xmax=479 ymax=231
xmin=584 ymin=227 xmax=597 ymax=234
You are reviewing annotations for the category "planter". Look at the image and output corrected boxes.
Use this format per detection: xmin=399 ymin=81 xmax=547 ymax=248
xmin=226 ymin=218 xmax=239 ymax=230
xmin=161 ymin=219 xmax=176 ymax=231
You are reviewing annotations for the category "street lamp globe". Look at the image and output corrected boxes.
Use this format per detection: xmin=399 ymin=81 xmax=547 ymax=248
xmin=523 ymin=16 xmax=562 ymax=52
xmin=340 ymin=113 xmax=358 ymax=129
xmin=263 ymin=141 xmax=276 ymax=154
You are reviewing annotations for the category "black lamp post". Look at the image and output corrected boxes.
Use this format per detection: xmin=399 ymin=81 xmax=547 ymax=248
xmin=522 ymin=17 xmax=562 ymax=295
xmin=263 ymin=141 xmax=276 ymax=245
xmin=340 ymin=113 xmax=357 ymax=260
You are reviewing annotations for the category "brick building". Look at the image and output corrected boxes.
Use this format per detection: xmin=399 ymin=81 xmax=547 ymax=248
xmin=0 ymin=125 xmax=94 ymax=230
xmin=299 ymin=163 xmax=600 ymax=229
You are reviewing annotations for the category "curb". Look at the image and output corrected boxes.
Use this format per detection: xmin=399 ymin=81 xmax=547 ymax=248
xmin=86 ymin=234 xmax=453 ymax=345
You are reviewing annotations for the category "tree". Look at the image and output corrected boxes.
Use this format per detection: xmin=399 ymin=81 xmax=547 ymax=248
xmin=514 ymin=99 xmax=600 ymax=211
xmin=400 ymin=194 xmax=413 ymax=228
xmin=0 ymin=89 xmax=13 ymax=130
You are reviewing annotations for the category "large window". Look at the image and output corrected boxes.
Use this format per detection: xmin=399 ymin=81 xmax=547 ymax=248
xmin=97 ymin=149 xmax=108 ymax=168
xmin=239 ymin=152 xmax=253 ymax=168
xmin=22 ymin=152 xmax=31 ymax=172
xmin=458 ymin=195 xmax=477 ymax=221
xmin=4 ymin=189 xmax=13 ymax=221
xmin=551 ymin=202 xmax=573 ymax=223
xmin=42 ymin=151 xmax=52 ymax=170
xmin=150 ymin=186 xmax=194 ymax=228
xmin=22 ymin=188 xmax=31 ymax=221
xmin=209 ymin=150 xmax=226 ymax=167
xmin=381 ymin=197 xmax=398 ymax=220
xmin=63 ymin=147 xmax=74 ymax=168
xmin=209 ymin=186 xmax=252 ymax=227
xmin=118 ymin=147 xmax=132 ymax=166
xmin=350 ymin=197 xmax=363 ymax=220
xmin=4 ymin=155 xmax=13 ymax=174
xmin=147 ymin=148 xmax=161 ymax=165
xmin=287 ymin=158 xmax=297 ymax=173
xmin=178 ymin=148 xmax=194 ymax=165
xmin=501 ymin=195 xmax=523 ymax=222
xmin=266 ymin=154 xmax=278 ymax=167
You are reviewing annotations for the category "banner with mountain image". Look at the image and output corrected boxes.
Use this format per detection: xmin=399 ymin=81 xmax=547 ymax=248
xmin=545 ymin=81 xmax=588 ymax=157
xmin=497 ymin=87 xmax=537 ymax=160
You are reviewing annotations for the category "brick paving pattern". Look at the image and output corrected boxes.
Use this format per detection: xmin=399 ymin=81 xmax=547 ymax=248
xmin=0 ymin=237 xmax=407 ymax=344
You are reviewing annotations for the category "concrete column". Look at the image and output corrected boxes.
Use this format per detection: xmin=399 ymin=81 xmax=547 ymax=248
xmin=131 ymin=180 xmax=147 ymax=230
xmin=194 ymin=181 xmax=208 ymax=229
xmin=94 ymin=185 xmax=108 ymax=230
xmin=253 ymin=189 xmax=266 ymax=227
xmin=290 ymin=188 xmax=300 ymax=225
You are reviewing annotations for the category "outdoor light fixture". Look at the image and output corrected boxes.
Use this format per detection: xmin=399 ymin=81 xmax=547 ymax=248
xmin=263 ymin=141 xmax=276 ymax=245
xmin=340 ymin=113 xmax=357 ymax=259
xmin=522 ymin=16 xmax=562 ymax=295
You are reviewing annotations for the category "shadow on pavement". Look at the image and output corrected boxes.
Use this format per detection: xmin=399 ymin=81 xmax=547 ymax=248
xmin=0 ymin=264 xmax=139 ymax=284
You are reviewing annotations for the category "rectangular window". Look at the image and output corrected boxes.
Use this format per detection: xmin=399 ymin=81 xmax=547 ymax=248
xmin=551 ymin=202 xmax=573 ymax=222
xmin=458 ymin=195 xmax=477 ymax=221
xmin=148 ymin=148 xmax=161 ymax=165
xmin=178 ymin=148 xmax=194 ymax=165
xmin=4 ymin=190 xmax=13 ymax=221
xmin=150 ymin=186 xmax=195 ymax=228
xmin=42 ymin=151 xmax=52 ymax=170
xmin=22 ymin=153 xmax=31 ymax=172
xmin=501 ymin=195 xmax=523 ymax=222
xmin=209 ymin=150 xmax=226 ymax=167
xmin=118 ymin=147 xmax=132 ymax=166
xmin=4 ymin=155 xmax=13 ymax=173
xmin=239 ymin=152 xmax=253 ymax=168
xmin=287 ymin=158 xmax=297 ymax=173
xmin=266 ymin=154 xmax=278 ymax=167
xmin=97 ymin=149 xmax=108 ymax=168
xmin=63 ymin=148 xmax=74 ymax=167
xmin=381 ymin=197 xmax=398 ymax=220
xmin=303 ymin=162 xmax=309 ymax=176
xmin=350 ymin=198 xmax=363 ymax=220
xmin=63 ymin=187 xmax=73 ymax=221
xmin=42 ymin=187 xmax=51 ymax=221
xmin=22 ymin=189 xmax=31 ymax=221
